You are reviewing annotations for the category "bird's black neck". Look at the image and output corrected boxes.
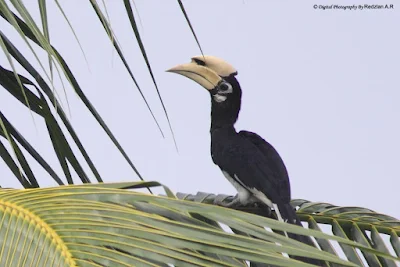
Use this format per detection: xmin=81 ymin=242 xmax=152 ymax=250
xmin=210 ymin=76 xmax=242 ymax=132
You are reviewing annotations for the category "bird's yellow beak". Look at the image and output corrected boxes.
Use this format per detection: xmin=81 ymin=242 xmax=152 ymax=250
xmin=166 ymin=61 xmax=222 ymax=90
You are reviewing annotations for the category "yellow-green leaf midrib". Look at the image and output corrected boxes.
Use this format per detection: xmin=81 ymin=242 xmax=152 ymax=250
xmin=0 ymin=200 xmax=76 ymax=267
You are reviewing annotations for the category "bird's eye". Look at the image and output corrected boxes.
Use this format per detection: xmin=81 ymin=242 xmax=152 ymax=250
xmin=219 ymin=82 xmax=232 ymax=92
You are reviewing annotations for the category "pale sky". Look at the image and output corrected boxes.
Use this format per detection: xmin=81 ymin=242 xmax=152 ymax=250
xmin=1 ymin=0 xmax=399 ymax=220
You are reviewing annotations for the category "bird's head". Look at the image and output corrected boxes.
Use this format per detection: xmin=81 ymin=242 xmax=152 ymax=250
xmin=167 ymin=55 xmax=242 ymax=129
xmin=167 ymin=55 xmax=240 ymax=104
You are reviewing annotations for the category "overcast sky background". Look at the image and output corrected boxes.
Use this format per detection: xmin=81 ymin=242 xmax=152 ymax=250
xmin=1 ymin=1 xmax=399 ymax=219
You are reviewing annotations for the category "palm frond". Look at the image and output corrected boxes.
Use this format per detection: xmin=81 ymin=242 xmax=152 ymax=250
xmin=1 ymin=2 xmax=164 ymax=187
xmin=177 ymin=192 xmax=400 ymax=267
xmin=1 ymin=182 xmax=398 ymax=266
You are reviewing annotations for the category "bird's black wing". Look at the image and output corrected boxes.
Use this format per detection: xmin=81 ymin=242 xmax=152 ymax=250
xmin=239 ymin=130 xmax=291 ymax=203
xmin=211 ymin=131 xmax=291 ymax=205
xmin=215 ymin=131 xmax=323 ymax=265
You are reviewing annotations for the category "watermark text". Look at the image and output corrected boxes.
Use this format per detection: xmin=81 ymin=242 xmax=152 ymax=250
xmin=313 ymin=4 xmax=394 ymax=10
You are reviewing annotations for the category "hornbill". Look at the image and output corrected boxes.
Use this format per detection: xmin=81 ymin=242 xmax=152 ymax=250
xmin=167 ymin=56 xmax=323 ymax=265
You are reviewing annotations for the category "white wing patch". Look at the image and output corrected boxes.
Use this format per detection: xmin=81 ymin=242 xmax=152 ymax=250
xmin=249 ymin=187 xmax=273 ymax=208
xmin=221 ymin=171 xmax=252 ymax=205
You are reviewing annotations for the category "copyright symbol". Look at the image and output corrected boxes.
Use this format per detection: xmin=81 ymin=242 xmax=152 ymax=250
xmin=313 ymin=4 xmax=318 ymax=9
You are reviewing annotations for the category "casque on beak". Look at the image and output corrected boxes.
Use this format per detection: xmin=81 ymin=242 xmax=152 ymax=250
xmin=166 ymin=61 xmax=222 ymax=90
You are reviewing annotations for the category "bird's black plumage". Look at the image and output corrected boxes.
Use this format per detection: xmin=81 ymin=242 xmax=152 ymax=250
xmin=168 ymin=56 xmax=323 ymax=265
xmin=209 ymin=75 xmax=292 ymax=209
xmin=208 ymin=74 xmax=323 ymax=266
xmin=211 ymin=127 xmax=289 ymax=207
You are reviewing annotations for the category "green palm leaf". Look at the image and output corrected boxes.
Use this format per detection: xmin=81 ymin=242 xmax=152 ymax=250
xmin=0 ymin=0 xmax=201 ymax=188
xmin=1 ymin=2 xmax=398 ymax=266
xmin=178 ymin=193 xmax=400 ymax=267
xmin=0 ymin=182 xmax=398 ymax=266
xmin=0 ymin=2 xmax=160 ymax=186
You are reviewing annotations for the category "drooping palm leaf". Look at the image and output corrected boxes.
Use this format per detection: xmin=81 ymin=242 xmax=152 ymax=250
xmin=176 ymin=0 xmax=204 ymax=56
xmin=0 ymin=63 xmax=92 ymax=185
xmin=0 ymin=0 xmax=212 ymax=190
xmin=123 ymin=0 xmax=178 ymax=150
xmin=89 ymin=0 xmax=164 ymax=138
xmin=0 ymin=3 xmax=155 ymax=187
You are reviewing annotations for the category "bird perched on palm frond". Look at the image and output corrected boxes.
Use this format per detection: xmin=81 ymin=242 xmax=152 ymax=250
xmin=168 ymin=55 xmax=324 ymax=266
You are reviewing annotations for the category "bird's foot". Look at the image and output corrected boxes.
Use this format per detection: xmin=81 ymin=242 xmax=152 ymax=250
xmin=214 ymin=195 xmax=241 ymax=208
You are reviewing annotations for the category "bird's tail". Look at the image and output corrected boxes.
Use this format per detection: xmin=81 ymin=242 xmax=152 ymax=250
xmin=275 ymin=203 xmax=326 ymax=266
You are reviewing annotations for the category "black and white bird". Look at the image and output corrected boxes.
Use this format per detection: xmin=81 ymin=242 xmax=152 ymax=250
xmin=167 ymin=55 xmax=322 ymax=265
